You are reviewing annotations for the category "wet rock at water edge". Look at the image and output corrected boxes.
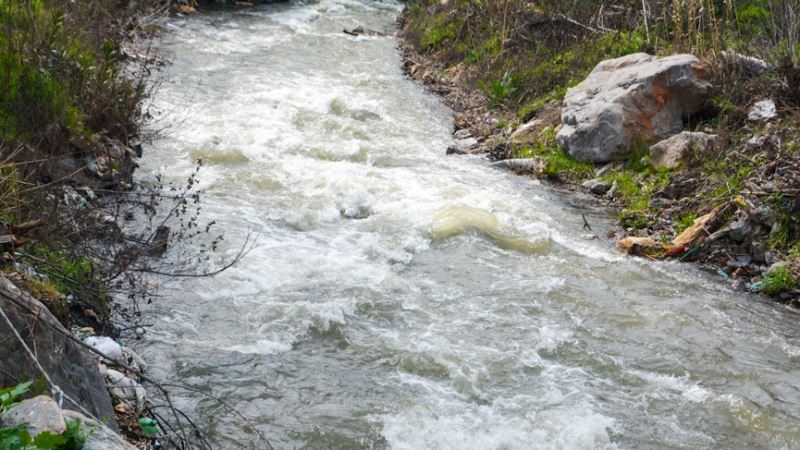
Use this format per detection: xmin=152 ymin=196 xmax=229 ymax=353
xmin=447 ymin=137 xmax=479 ymax=156
xmin=453 ymin=128 xmax=472 ymax=140
xmin=149 ymin=226 xmax=170 ymax=256
xmin=343 ymin=25 xmax=390 ymax=37
xmin=649 ymin=131 xmax=717 ymax=169
xmin=558 ymin=53 xmax=712 ymax=162
xmin=490 ymin=158 xmax=545 ymax=173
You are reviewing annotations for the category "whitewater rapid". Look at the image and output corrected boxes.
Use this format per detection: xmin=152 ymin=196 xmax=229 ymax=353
xmin=137 ymin=1 xmax=800 ymax=448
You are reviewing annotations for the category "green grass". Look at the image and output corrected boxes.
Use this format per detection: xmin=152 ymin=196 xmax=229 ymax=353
xmin=420 ymin=14 xmax=458 ymax=51
xmin=513 ymin=127 xmax=594 ymax=178
xmin=20 ymin=244 xmax=102 ymax=299
xmin=762 ymin=265 xmax=798 ymax=295
xmin=675 ymin=213 xmax=699 ymax=233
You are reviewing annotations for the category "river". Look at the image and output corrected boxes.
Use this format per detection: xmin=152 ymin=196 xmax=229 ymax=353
xmin=138 ymin=1 xmax=800 ymax=448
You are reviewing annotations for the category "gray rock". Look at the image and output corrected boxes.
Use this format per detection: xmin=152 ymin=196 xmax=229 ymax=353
xmin=453 ymin=129 xmax=472 ymax=140
xmin=727 ymin=255 xmax=752 ymax=268
xmin=751 ymin=241 xmax=767 ymax=264
xmin=0 ymin=274 xmax=117 ymax=429
xmin=446 ymin=145 xmax=466 ymax=155
xmin=61 ymin=410 xmax=138 ymax=450
xmin=748 ymin=100 xmax=777 ymax=122
xmin=558 ymin=53 xmax=712 ymax=162
xmin=720 ymin=50 xmax=771 ymax=76
xmin=649 ymin=131 xmax=717 ymax=169
xmin=581 ymin=178 xmax=612 ymax=195
xmin=490 ymin=158 xmax=544 ymax=172
xmin=732 ymin=279 xmax=748 ymax=291
xmin=729 ymin=219 xmax=752 ymax=242
xmin=1 ymin=395 xmax=66 ymax=436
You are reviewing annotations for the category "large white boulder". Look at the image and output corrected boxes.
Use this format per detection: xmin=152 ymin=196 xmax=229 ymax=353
xmin=558 ymin=53 xmax=712 ymax=162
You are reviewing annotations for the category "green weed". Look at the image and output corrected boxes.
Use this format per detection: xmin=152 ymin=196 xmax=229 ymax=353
xmin=762 ymin=265 xmax=798 ymax=295
xmin=479 ymin=71 xmax=516 ymax=108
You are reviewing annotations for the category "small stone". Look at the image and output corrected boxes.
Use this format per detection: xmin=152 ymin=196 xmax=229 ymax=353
xmin=0 ymin=396 xmax=66 ymax=436
xmin=748 ymin=100 xmax=777 ymax=122
xmin=729 ymin=219 xmax=752 ymax=242
xmin=746 ymin=135 xmax=766 ymax=147
xmin=751 ymin=241 xmax=767 ymax=264
xmin=581 ymin=179 xmax=611 ymax=195
xmin=649 ymin=131 xmax=717 ymax=169
xmin=727 ymin=255 xmax=752 ymax=268
xmin=720 ymin=50 xmax=771 ymax=76
xmin=605 ymin=181 xmax=618 ymax=198
xmin=595 ymin=162 xmax=614 ymax=177
xmin=453 ymin=129 xmax=472 ymax=140
xmin=732 ymin=279 xmax=748 ymax=291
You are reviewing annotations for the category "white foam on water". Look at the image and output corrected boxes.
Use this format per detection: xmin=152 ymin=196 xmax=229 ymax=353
xmin=137 ymin=1 xmax=800 ymax=448
xmin=629 ymin=369 xmax=713 ymax=403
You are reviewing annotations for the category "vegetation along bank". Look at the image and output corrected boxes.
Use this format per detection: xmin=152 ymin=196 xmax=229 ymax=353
xmin=0 ymin=1 xmax=234 ymax=449
xmin=399 ymin=0 xmax=800 ymax=306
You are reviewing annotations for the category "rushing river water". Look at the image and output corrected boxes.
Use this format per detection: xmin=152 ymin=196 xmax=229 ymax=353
xmin=138 ymin=1 xmax=800 ymax=448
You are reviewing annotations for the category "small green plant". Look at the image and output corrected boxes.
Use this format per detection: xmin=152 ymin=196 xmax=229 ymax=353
xmin=619 ymin=210 xmax=651 ymax=230
xmin=761 ymin=265 xmax=798 ymax=295
xmin=675 ymin=213 xmax=699 ymax=233
xmin=479 ymin=71 xmax=516 ymax=108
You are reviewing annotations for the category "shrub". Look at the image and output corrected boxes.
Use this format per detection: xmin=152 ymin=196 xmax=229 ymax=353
xmin=0 ymin=0 xmax=146 ymax=148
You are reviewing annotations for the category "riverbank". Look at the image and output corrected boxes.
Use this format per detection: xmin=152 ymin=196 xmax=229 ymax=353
xmin=398 ymin=0 xmax=800 ymax=307
xmin=0 ymin=1 xmax=209 ymax=448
